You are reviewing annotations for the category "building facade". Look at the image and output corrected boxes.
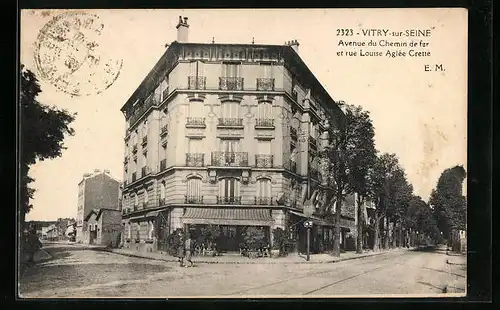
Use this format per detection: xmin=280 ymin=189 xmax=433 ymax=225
xmin=76 ymin=170 xmax=121 ymax=243
xmin=120 ymin=16 xmax=352 ymax=254
xmin=84 ymin=209 xmax=122 ymax=247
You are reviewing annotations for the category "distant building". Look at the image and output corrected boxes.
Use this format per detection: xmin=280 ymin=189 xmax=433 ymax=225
xmin=83 ymin=209 xmax=122 ymax=247
xmin=76 ymin=169 xmax=121 ymax=243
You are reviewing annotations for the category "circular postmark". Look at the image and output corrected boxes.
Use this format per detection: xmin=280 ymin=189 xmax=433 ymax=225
xmin=33 ymin=11 xmax=122 ymax=97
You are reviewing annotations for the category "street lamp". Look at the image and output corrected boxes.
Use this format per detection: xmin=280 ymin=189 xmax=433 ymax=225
xmin=303 ymin=220 xmax=313 ymax=261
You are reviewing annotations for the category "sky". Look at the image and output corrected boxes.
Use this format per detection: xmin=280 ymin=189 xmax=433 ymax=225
xmin=20 ymin=9 xmax=467 ymax=221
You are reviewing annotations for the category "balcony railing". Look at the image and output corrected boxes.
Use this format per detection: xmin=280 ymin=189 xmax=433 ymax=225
xmin=158 ymin=198 xmax=165 ymax=206
xmin=255 ymin=197 xmax=274 ymax=205
xmin=211 ymin=152 xmax=248 ymax=167
xmin=160 ymin=159 xmax=167 ymax=171
xmin=132 ymin=145 xmax=138 ymax=154
xmin=217 ymin=196 xmax=242 ymax=205
xmin=256 ymin=78 xmax=275 ymax=91
xmin=132 ymin=172 xmax=137 ymax=182
xmin=188 ymin=76 xmax=206 ymax=90
xmin=160 ymin=125 xmax=168 ymax=137
xmin=219 ymin=77 xmax=244 ymax=91
xmin=185 ymin=195 xmax=204 ymax=204
xmin=218 ymin=118 xmax=243 ymax=127
xmin=290 ymin=127 xmax=298 ymax=140
xmin=128 ymin=97 xmax=156 ymax=126
xmin=186 ymin=153 xmax=205 ymax=167
xmin=141 ymin=166 xmax=151 ymax=178
xmin=186 ymin=117 xmax=206 ymax=127
xmin=255 ymin=154 xmax=274 ymax=168
xmin=141 ymin=136 xmax=148 ymax=146
xmin=255 ymin=118 xmax=275 ymax=128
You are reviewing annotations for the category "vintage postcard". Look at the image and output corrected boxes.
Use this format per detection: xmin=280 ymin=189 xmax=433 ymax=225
xmin=18 ymin=8 xmax=467 ymax=298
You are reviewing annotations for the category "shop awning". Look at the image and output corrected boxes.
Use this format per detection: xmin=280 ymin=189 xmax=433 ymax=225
xmin=182 ymin=208 xmax=274 ymax=226
xmin=129 ymin=209 xmax=167 ymax=222
xmin=288 ymin=210 xmax=353 ymax=229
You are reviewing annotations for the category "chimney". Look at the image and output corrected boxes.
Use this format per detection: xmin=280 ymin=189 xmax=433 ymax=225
xmin=286 ymin=39 xmax=299 ymax=53
xmin=94 ymin=169 xmax=101 ymax=174
xmin=176 ymin=16 xmax=189 ymax=43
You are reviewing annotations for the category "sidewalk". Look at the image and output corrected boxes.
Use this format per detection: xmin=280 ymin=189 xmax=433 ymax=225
xmin=96 ymin=246 xmax=414 ymax=265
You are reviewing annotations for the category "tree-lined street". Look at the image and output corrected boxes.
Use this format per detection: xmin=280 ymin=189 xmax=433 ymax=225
xmin=19 ymin=244 xmax=465 ymax=298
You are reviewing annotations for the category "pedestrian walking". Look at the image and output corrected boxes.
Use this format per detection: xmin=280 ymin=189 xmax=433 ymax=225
xmin=177 ymin=230 xmax=185 ymax=267
xmin=184 ymin=233 xmax=194 ymax=267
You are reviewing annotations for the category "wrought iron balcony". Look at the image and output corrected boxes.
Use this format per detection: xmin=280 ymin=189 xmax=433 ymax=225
xmin=290 ymin=127 xmax=298 ymax=140
xmin=132 ymin=172 xmax=137 ymax=182
xmin=186 ymin=117 xmax=206 ymax=127
xmin=255 ymin=118 xmax=275 ymax=128
xmin=211 ymin=152 xmax=248 ymax=167
xmin=256 ymin=78 xmax=275 ymax=91
xmin=132 ymin=145 xmax=138 ymax=153
xmin=185 ymin=195 xmax=204 ymax=204
xmin=188 ymin=76 xmax=207 ymax=90
xmin=160 ymin=125 xmax=168 ymax=137
xmin=128 ymin=97 xmax=156 ymax=126
xmin=255 ymin=196 xmax=273 ymax=205
xmin=141 ymin=136 xmax=148 ymax=146
xmin=141 ymin=166 xmax=151 ymax=178
xmin=219 ymin=77 xmax=244 ymax=91
xmin=158 ymin=198 xmax=165 ymax=206
xmin=255 ymin=154 xmax=274 ymax=168
xmin=217 ymin=196 xmax=242 ymax=205
xmin=186 ymin=153 xmax=205 ymax=167
xmin=218 ymin=118 xmax=243 ymax=127
xmin=160 ymin=159 xmax=167 ymax=171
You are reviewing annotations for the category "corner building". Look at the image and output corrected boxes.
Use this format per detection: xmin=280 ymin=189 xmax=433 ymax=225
xmin=120 ymin=17 xmax=350 ymax=254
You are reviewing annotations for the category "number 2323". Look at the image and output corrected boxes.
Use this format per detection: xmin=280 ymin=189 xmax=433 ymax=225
xmin=337 ymin=29 xmax=354 ymax=36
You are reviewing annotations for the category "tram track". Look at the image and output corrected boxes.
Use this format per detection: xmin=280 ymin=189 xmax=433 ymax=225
xmin=225 ymin=251 xmax=406 ymax=296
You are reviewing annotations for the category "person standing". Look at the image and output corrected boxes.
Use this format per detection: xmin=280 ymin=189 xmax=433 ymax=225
xmin=177 ymin=230 xmax=185 ymax=267
xmin=184 ymin=233 xmax=194 ymax=267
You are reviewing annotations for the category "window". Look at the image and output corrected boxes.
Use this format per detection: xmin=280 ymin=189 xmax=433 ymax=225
xmin=134 ymin=193 xmax=138 ymax=206
xmin=188 ymin=100 xmax=204 ymax=117
xmin=187 ymin=177 xmax=202 ymax=198
xmin=257 ymin=140 xmax=271 ymax=155
xmin=144 ymin=189 xmax=149 ymax=203
xmin=257 ymin=178 xmax=272 ymax=198
xmin=148 ymin=221 xmax=154 ymax=239
xmin=188 ymin=138 xmax=203 ymax=154
xmin=261 ymin=62 xmax=274 ymax=78
xmin=222 ymin=62 xmax=240 ymax=77
xmin=219 ymin=178 xmax=240 ymax=199
xmin=160 ymin=182 xmax=166 ymax=200
xmin=159 ymin=77 xmax=169 ymax=102
xmin=257 ymin=102 xmax=272 ymax=120
xmin=190 ymin=60 xmax=204 ymax=77
xmin=221 ymin=101 xmax=240 ymax=119
xmin=220 ymin=139 xmax=240 ymax=153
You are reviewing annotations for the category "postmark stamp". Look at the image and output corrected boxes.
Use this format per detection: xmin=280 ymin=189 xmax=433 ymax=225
xmin=33 ymin=11 xmax=122 ymax=97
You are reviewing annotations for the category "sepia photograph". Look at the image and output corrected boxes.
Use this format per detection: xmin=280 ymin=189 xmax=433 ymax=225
xmin=18 ymin=8 xmax=467 ymax=298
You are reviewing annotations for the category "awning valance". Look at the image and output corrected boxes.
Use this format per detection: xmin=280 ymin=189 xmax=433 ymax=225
xmin=128 ymin=208 xmax=167 ymax=222
xmin=182 ymin=208 xmax=274 ymax=226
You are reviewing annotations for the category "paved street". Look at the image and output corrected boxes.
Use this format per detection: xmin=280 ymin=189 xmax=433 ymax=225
xmin=19 ymin=244 xmax=466 ymax=298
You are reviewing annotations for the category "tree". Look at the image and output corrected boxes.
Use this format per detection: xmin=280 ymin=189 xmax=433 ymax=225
xmin=343 ymin=105 xmax=377 ymax=254
xmin=369 ymin=153 xmax=405 ymax=251
xmin=406 ymin=195 xmax=441 ymax=245
xmin=429 ymin=165 xmax=467 ymax=242
xmin=20 ymin=64 xmax=76 ymax=229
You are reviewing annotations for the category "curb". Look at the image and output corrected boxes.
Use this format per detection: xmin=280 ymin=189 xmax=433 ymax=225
xmin=95 ymin=248 xmax=391 ymax=265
